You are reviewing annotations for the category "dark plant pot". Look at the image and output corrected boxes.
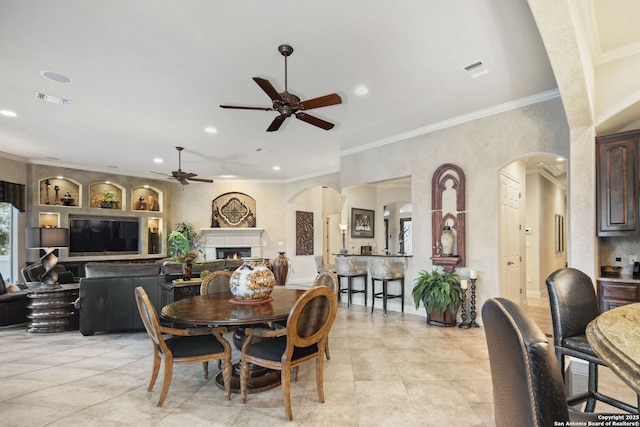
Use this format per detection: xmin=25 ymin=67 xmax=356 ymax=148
xmin=181 ymin=263 xmax=193 ymax=281
xmin=426 ymin=307 xmax=458 ymax=327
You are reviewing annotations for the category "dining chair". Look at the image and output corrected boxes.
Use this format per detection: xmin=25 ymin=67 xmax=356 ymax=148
xmin=313 ymin=270 xmax=339 ymax=360
xmin=546 ymin=268 xmax=637 ymax=413
xmin=239 ymin=285 xmax=338 ymax=421
xmin=482 ymin=297 xmax=600 ymax=426
xmin=200 ymin=270 xmax=233 ymax=296
xmin=314 ymin=255 xmax=336 ymax=273
xmin=134 ymin=286 xmax=233 ymax=406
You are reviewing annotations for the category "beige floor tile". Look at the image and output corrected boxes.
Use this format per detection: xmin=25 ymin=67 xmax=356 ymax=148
xmin=0 ymin=296 xmax=633 ymax=426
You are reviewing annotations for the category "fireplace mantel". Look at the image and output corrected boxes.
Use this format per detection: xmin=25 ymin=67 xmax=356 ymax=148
xmin=200 ymin=228 xmax=264 ymax=259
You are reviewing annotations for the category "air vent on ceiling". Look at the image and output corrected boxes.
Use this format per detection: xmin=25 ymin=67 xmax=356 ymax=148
xmin=463 ymin=61 xmax=490 ymax=79
xmin=34 ymin=91 xmax=71 ymax=106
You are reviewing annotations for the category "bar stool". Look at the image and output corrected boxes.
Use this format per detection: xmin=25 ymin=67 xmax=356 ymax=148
xmin=335 ymin=256 xmax=368 ymax=307
xmin=369 ymin=257 xmax=405 ymax=315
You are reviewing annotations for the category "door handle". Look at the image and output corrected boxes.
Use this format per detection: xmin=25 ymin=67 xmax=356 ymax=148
xmin=507 ymin=261 xmax=514 ymax=265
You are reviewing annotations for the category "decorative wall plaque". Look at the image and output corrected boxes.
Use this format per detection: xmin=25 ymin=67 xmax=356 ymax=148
xmin=296 ymin=211 xmax=314 ymax=255
xmin=211 ymin=192 xmax=256 ymax=228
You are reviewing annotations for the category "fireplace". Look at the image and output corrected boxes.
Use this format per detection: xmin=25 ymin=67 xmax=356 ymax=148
xmin=217 ymin=247 xmax=251 ymax=260
xmin=200 ymin=227 xmax=264 ymax=260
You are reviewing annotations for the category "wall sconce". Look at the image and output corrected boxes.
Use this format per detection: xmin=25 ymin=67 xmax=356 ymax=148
xmin=339 ymin=223 xmax=349 ymax=254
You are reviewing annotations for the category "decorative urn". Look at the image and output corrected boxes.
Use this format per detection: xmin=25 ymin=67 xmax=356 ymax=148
xmin=229 ymin=257 xmax=276 ymax=301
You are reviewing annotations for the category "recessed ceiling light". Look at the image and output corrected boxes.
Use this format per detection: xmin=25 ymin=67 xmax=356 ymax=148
xmin=205 ymin=126 xmax=217 ymax=134
xmin=144 ymin=185 xmax=149 ymax=189
xmin=105 ymin=181 xmax=111 ymax=184
xmin=556 ymin=157 xmax=565 ymax=162
xmin=153 ymin=158 xmax=163 ymax=163
xmin=220 ymin=175 xmax=236 ymax=179
xmin=272 ymin=166 xmax=281 ymax=171
xmin=56 ymin=176 xmax=64 ymax=179
xmin=0 ymin=110 xmax=17 ymax=117
xmin=41 ymin=71 xmax=71 ymax=83
xmin=355 ymin=85 xmax=368 ymax=96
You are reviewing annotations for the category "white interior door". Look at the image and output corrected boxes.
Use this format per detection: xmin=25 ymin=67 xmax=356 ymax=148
xmin=499 ymin=172 xmax=522 ymax=302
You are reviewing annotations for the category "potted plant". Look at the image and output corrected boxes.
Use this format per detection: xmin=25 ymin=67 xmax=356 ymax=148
xmin=173 ymin=222 xmax=201 ymax=247
xmin=412 ymin=268 xmax=463 ymax=327
xmin=167 ymin=230 xmax=199 ymax=280
xmin=100 ymin=191 xmax=119 ymax=209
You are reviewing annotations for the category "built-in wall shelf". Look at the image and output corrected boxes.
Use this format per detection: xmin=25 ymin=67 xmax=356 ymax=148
xmin=132 ymin=186 xmax=161 ymax=212
xmin=38 ymin=212 xmax=60 ymax=228
xmin=38 ymin=177 xmax=81 ymax=207
xmin=89 ymin=182 xmax=125 ymax=210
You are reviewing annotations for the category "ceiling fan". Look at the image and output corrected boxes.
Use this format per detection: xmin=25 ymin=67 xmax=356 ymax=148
xmin=153 ymin=147 xmax=214 ymax=185
xmin=220 ymin=44 xmax=342 ymax=132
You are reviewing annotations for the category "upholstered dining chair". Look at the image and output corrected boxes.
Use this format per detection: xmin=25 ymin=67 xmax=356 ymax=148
xmin=546 ymin=268 xmax=637 ymax=413
xmin=239 ymin=285 xmax=338 ymax=421
xmin=314 ymin=255 xmax=336 ymax=273
xmin=313 ymin=270 xmax=339 ymax=360
xmin=482 ymin=297 xmax=600 ymax=427
xmin=134 ymin=286 xmax=233 ymax=406
xmin=200 ymin=270 xmax=233 ymax=296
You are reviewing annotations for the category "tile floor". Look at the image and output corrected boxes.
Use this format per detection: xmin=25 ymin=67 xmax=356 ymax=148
xmin=0 ymin=294 xmax=635 ymax=426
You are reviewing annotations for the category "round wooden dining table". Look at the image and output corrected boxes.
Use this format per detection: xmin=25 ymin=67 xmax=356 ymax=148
xmin=160 ymin=287 xmax=306 ymax=393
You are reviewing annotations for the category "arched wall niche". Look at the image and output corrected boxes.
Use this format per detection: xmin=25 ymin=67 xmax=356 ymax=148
xmin=431 ymin=163 xmax=466 ymax=271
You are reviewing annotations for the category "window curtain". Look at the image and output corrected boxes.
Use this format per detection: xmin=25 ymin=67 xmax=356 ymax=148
xmin=0 ymin=181 xmax=26 ymax=212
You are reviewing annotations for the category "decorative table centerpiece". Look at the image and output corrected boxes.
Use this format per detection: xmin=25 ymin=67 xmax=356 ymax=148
xmin=229 ymin=257 xmax=275 ymax=302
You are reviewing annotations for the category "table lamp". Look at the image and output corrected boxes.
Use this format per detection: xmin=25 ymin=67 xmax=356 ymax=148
xmin=339 ymin=223 xmax=349 ymax=254
xmin=26 ymin=227 xmax=69 ymax=287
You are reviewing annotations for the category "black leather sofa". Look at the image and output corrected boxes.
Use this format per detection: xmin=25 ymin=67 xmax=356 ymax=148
xmin=75 ymin=262 xmax=163 ymax=336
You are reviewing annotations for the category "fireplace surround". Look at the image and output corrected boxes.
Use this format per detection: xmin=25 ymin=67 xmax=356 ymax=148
xmin=200 ymin=228 xmax=264 ymax=260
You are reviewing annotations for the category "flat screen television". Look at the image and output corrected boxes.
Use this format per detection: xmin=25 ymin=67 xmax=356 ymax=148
xmin=69 ymin=215 xmax=140 ymax=256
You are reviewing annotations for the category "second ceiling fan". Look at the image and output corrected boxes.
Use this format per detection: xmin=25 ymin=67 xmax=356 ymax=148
xmin=220 ymin=44 xmax=342 ymax=132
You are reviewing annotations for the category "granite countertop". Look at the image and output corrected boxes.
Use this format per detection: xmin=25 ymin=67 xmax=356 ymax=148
xmin=586 ymin=302 xmax=640 ymax=395
xmin=597 ymin=274 xmax=640 ymax=283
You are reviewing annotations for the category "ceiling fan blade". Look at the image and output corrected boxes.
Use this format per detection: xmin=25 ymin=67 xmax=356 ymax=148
xmin=220 ymin=105 xmax=274 ymax=111
xmin=267 ymin=115 xmax=287 ymax=132
xmin=299 ymin=93 xmax=342 ymax=110
xmin=295 ymin=112 xmax=335 ymax=130
xmin=179 ymin=178 xmax=189 ymax=185
xmin=189 ymin=177 xmax=214 ymax=183
xmin=253 ymin=77 xmax=283 ymax=102
xmin=183 ymin=172 xmax=197 ymax=179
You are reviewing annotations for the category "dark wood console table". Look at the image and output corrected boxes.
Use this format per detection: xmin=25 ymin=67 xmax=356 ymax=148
xmin=27 ymin=284 xmax=79 ymax=333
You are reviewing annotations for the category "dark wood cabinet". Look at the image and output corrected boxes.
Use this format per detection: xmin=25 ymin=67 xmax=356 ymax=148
xmin=596 ymin=131 xmax=639 ymax=236
xmin=159 ymin=279 xmax=202 ymax=307
xmin=597 ymin=279 xmax=640 ymax=312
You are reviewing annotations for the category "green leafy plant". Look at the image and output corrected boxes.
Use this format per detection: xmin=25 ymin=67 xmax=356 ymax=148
xmin=173 ymin=222 xmax=200 ymax=246
xmin=200 ymin=270 xmax=211 ymax=280
xmin=167 ymin=230 xmax=198 ymax=264
xmin=412 ymin=268 xmax=462 ymax=316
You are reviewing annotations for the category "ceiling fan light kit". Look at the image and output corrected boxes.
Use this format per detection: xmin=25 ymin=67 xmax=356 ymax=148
xmin=220 ymin=44 xmax=342 ymax=132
